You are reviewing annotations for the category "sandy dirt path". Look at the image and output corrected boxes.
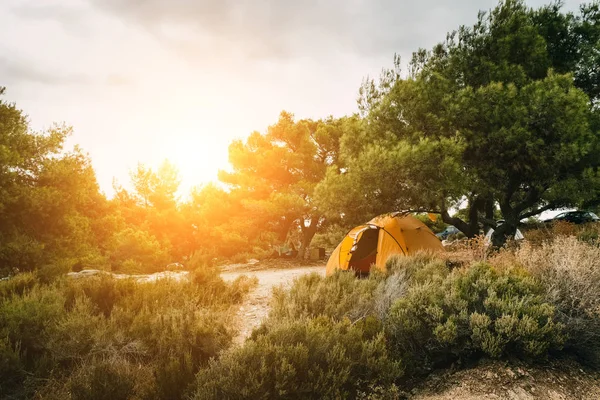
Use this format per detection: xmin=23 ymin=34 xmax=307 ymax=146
xmin=221 ymin=266 xmax=325 ymax=344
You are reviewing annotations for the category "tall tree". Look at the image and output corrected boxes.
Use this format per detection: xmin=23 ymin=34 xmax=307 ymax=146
xmin=112 ymin=160 xmax=188 ymax=264
xmin=0 ymin=88 xmax=109 ymax=272
xmin=317 ymin=0 xmax=600 ymax=246
xmin=220 ymin=112 xmax=349 ymax=257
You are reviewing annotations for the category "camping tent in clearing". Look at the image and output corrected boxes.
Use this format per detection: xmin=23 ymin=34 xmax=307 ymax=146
xmin=326 ymin=213 xmax=443 ymax=276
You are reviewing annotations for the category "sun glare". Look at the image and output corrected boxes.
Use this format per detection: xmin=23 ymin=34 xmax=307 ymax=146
xmin=154 ymin=122 xmax=231 ymax=195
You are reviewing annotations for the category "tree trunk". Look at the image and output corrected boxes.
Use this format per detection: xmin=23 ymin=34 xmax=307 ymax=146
xmin=441 ymin=208 xmax=479 ymax=238
xmin=297 ymin=217 xmax=319 ymax=260
xmin=468 ymin=195 xmax=486 ymax=235
xmin=484 ymin=196 xmax=495 ymax=232
xmin=277 ymin=216 xmax=295 ymax=243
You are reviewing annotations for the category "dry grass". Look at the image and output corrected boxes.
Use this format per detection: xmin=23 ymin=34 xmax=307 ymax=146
xmin=523 ymin=221 xmax=600 ymax=246
xmin=440 ymin=235 xmax=490 ymax=267
xmin=515 ymin=237 xmax=600 ymax=320
xmin=488 ymin=235 xmax=600 ymax=366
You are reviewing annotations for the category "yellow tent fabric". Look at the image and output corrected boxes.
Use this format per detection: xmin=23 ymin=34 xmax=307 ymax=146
xmin=326 ymin=213 xmax=443 ymax=276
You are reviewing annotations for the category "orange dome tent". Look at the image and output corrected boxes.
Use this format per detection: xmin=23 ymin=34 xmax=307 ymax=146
xmin=326 ymin=212 xmax=443 ymax=276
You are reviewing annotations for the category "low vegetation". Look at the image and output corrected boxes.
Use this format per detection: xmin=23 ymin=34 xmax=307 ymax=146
xmin=3 ymin=226 xmax=600 ymax=399
xmin=0 ymin=259 xmax=256 ymax=400
xmin=192 ymin=237 xmax=600 ymax=399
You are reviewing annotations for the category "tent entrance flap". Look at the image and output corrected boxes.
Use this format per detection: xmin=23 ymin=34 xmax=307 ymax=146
xmin=348 ymin=227 xmax=379 ymax=273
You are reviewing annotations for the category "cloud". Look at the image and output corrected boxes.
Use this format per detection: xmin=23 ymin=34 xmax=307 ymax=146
xmin=0 ymin=56 xmax=92 ymax=86
xmin=105 ymin=74 xmax=134 ymax=87
xmin=10 ymin=0 xmax=589 ymax=69
xmin=0 ymin=56 xmax=134 ymax=88
xmin=9 ymin=2 xmax=93 ymax=36
xmin=85 ymin=0 xmax=503 ymax=62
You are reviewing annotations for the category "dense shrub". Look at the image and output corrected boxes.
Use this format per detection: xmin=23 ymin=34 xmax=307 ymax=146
xmin=0 ymin=267 xmax=254 ymax=399
xmin=4 ymin=242 xmax=600 ymax=399
xmin=311 ymin=224 xmax=349 ymax=250
xmin=67 ymin=356 xmax=155 ymax=400
xmin=107 ymin=227 xmax=170 ymax=273
xmin=193 ymin=317 xmax=402 ymax=400
xmin=269 ymin=272 xmax=381 ymax=322
xmin=191 ymin=253 xmax=571 ymax=397
xmin=523 ymin=221 xmax=600 ymax=246
xmin=386 ymin=263 xmax=565 ymax=374
xmin=269 ymin=253 xmax=444 ymax=324
xmin=0 ymin=271 xmax=37 ymax=299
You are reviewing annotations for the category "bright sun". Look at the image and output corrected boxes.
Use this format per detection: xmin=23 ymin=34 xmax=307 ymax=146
xmin=155 ymin=122 xmax=232 ymax=195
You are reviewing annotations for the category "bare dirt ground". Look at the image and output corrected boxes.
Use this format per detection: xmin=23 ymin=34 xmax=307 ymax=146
xmin=410 ymin=359 xmax=600 ymax=400
xmin=220 ymin=260 xmax=325 ymax=344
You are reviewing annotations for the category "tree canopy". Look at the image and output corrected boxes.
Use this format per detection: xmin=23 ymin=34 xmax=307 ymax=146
xmin=219 ymin=111 xmax=352 ymax=257
xmin=316 ymin=0 xmax=600 ymax=246
xmin=2 ymin=0 xmax=600 ymax=275
xmin=0 ymin=87 xmax=109 ymax=273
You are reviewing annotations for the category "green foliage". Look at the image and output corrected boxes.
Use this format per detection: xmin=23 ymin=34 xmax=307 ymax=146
xmin=189 ymin=252 xmax=584 ymax=397
xmin=414 ymin=214 xmax=447 ymax=234
xmin=0 ymin=272 xmax=37 ymax=299
xmin=218 ymin=112 xmax=354 ymax=257
xmin=112 ymin=160 xmax=191 ymax=263
xmin=310 ymin=223 xmax=349 ymax=250
xmin=317 ymin=0 xmax=600 ymax=246
xmin=0 ymin=336 xmax=23 ymax=392
xmin=107 ymin=227 xmax=170 ymax=273
xmin=67 ymin=356 xmax=155 ymax=400
xmin=269 ymin=272 xmax=381 ymax=322
xmin=386 ymin=263 xmax=565 ymax=374
xmin=193 ymin=317 xmax=402 ymax=400
xmin=0 ymin=90 xmax=109 ymax=273
xmin=0 ymin=89 xmax=183 ymax=276
xmin=0 ymin=267 xmax=253 ymax=399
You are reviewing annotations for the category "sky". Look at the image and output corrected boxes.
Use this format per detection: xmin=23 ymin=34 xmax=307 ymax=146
xmin=0 ymin=0 xmax=589 ymax=199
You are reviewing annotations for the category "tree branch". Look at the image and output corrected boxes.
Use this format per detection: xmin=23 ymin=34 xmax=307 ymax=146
xmin=519 ymin=203 xmax=556 ymax=220
xmin=439 ymin=198 xmax=476 ymax=237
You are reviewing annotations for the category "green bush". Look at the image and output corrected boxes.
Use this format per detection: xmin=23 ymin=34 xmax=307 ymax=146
xmin=3 ymin=242 xmax=599 ymax=399
xmin=413 ymin=214 xmax=447 ymax=234
xmin=0 ymin=233 xmax=45 ymax=273
xmin=268 ymin=253 xmax=445 ymax=325
xmin=0 ymin=265 xmax=253 ymax=399
xmin=269 ymin=272 xmax=381 ymax=322
xmin=576 ymin=227 xmax=599 ymax=244
xmin=65 ymin=274 xmax=135 ymax=317
xmin=188 ymin=252 xmax=583 ymax=398
xmin=46 ymin=297 xmax=107 ymax=368
xmin=190 ymin=255 xmax=454 ymax=399
xmin=0 ymin=285 xmax=65 ymax=397
xmin=386 ymin=263 xmax=565 ymax=374
xmin=68 ymin=356 xmax=155 ymax=400
xmin=311 ymin=224 xmax=350 ymax=250
xmin=193 ymin=317 xmax=402 ymax=400
xmin=0 ymin=336 xmax=24 ymax=393
xmin=107 ymin=227 xmax=170 ymax=273
xmin=37 ymin=260 xmax=73 ymax=284
xmin=0 ymin=271 xmax=37 ymax=299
